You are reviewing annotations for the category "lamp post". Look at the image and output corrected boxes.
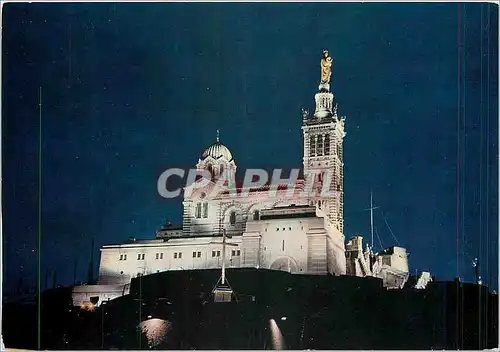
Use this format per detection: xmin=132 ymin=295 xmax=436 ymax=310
xmin=210 ymin=229 xmax=239 ymax=302
xmin=210 ymin=229 xmax=238 ymax=285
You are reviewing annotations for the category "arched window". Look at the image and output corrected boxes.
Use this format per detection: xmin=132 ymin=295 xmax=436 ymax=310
xmin=230 ymin=211 xmax=236 ymax=225
xmin=253 ymin=210 xmax=260 ymax=221
xmin=203 ymin=202 xmax=208 ymax=218
xmin=310 ymin=135 xmax=316 ymax=157
xmin=195 ymin=203 xmax=202 ymax=218
xmin=317 ymin=135 xmax=323 ymax=156
xmin=220 ymin=163 xmax=224 ymax=176
xmin=324 ymin=134 xmax=330 ymax=155
xmin=206 ymin=164 xmax=213 ymax=176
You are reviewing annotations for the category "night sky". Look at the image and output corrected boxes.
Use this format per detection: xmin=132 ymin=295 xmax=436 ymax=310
xmin=3 ymin=3 xmax=498 ymax=293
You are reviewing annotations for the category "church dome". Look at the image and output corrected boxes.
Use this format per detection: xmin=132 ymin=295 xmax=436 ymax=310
xmin=201 ymin=141 xmax=233 ymax=162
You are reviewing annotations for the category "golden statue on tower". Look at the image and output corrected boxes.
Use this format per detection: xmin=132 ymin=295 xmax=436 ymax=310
xmin=320 ymin=50 xmax=333 ymax=84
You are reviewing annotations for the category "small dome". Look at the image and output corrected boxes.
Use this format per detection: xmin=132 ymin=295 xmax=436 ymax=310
xmin=201 ymin=141 xmax=233 ymax=162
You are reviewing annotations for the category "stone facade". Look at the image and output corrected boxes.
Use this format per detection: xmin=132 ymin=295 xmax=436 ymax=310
xmin=345 ymin=235 xmax=410 ymax=289
xmin=72 ymin=54 xmax=409 ymax=307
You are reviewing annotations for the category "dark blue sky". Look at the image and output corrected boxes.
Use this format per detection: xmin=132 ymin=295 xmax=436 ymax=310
xmin=3 ymin=3 xmax=498 ymax=292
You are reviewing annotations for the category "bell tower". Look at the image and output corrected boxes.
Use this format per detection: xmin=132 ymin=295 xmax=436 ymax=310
xmin=302 ymin=50 xmax=346 ymax=234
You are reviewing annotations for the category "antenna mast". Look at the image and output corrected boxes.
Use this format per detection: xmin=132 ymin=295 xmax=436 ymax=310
xmin=363 ymin=190 xmax=379 ymax=250
xmin=370 ymin=192 xmax=374 ymax=249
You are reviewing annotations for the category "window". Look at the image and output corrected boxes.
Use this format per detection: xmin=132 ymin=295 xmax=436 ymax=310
xmin=137 ymin=254 xmax=141 ymax=260
xmin=141 ymin=254 xmax=145 ymax=260
xmin=160 ymin=253 xmax=163 ymax=259
xmin=220 ymin=164 xmax=224 ymax=175
xmin=124 ymin=254 xmax=127 ymax=260
xmin=289 ymin=227 xmax=292 ymax=231
xmin=317 ymin=135 xmax=323 ymax=156
xmin=282 ymin=240 xmax=285 ymax=251
xmin=231 ymin=250 xmax=235 ymax=256
xmin=217 ymin=251 xmax=221 ymax=257
xmin=179 ymin=252 xmax=182 ymax=259
xmin=120 ymin=271 xmax=124 ymax=275
xmin=193 ymin=251 xmax=197 ymax=258
xmin=156 ymin=253 xmax=159 ymax=260
xmin=203 ymin=202 xmax=208 ymax=218
xmin=212 ymin=251 xmax=216 ymax=257
xmin=310 ymin=135 xmax=316 ymax=157
xmin=196 ymin=203 xmax=202 ymax=218
xmin=197 ymin=251 xmax=201 ymax=258
xmin=237 ymin=250 xmax=240 ymax=256
xmin=324 ymin=134 xmax=330 ymax=155
xmin=174 ymin=253 xmax=178 ymax=259
xmin=277 ymin=228 xmax=279 ymax=231
xmin=119 ymin=254 xmax=123 ymax=260
xmin=230 ymin=211 xmax=236 ymax=225
xmin=253 ymin=210 xmax=260 ymax=221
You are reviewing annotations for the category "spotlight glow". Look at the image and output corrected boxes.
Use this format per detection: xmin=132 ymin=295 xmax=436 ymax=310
xmin=79 ymin=302 xmax=95 ymax=311
xmin=269 ymin=319 xmax=285 ymax=350
xmin=139 ymin=318 xmax=172 ymax=348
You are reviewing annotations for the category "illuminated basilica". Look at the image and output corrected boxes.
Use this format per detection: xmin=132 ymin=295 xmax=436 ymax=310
xmin=73 ymin=51 xmax=410 ymax=307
